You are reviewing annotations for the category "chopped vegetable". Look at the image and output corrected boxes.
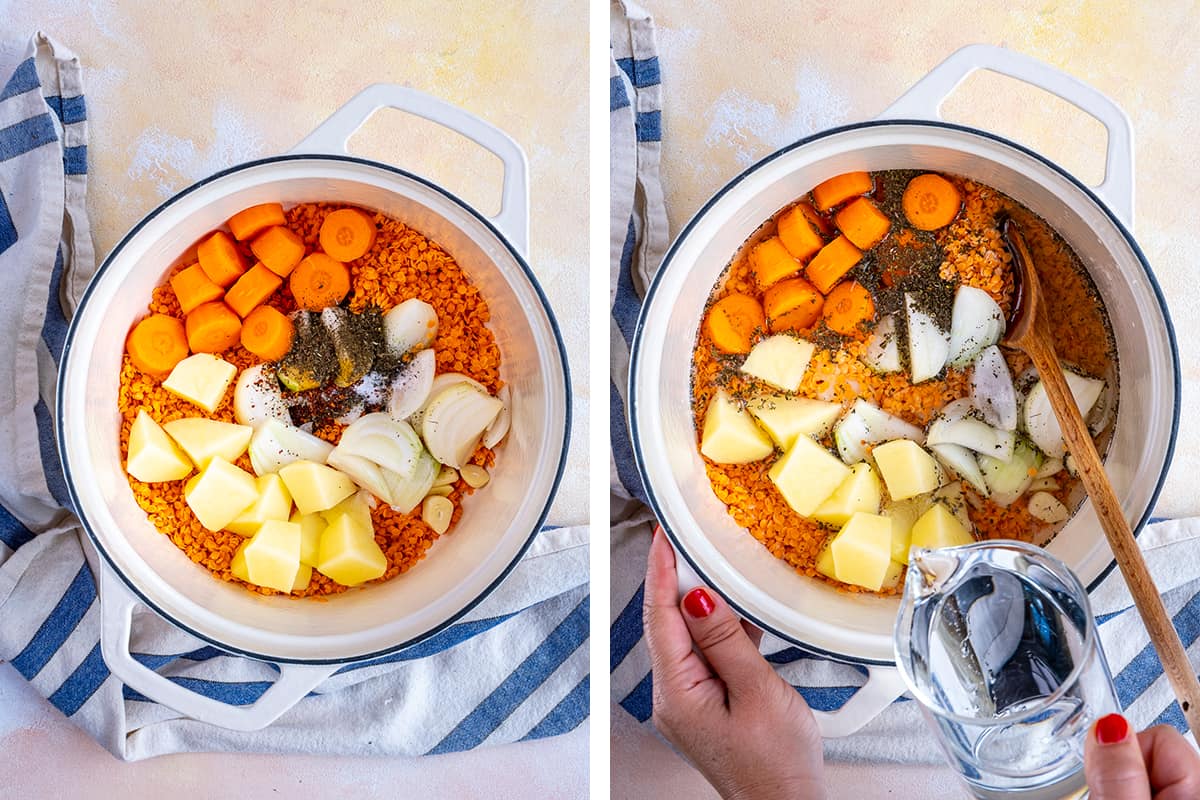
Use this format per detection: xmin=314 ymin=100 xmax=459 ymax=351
xmin=170 ymin=263 xmax=224 ymax=315
xmin=947 ymin=286 xmax=1004 ymax=367
xmin=703 ymin=292 xmax=764 ymax=354
xmin=162 ymin=417 xmax=253 ymax=470
xmin=420 ymin=382 xmax=505 ymax=469
xmin=336 ymin=413 xmax=424 ymax=478
xmin=322 ymin=306 xmax=379 ymax=387
xmin=805 ymin=235 xmax=863 ymax=294
xmin=383 ymin=449 xmax=438 ymax=513
xmin=183 ymin=457 xmax=259 ymax=532
xmin=248 ymin=418 xmax=334 ymax=476
xmin=319 ymin=208 xmax=377 ymax=262
xmin=905 ymin=292 xmax=950 ymax=383
xmin=1022 ymin=370 xmax=1105 ymax=459
xmin=926 ymin=398 xmax=1015 ymax=460
xmin=811 ymin=171 xmax=872 ymax=212
xmin=763 ymin=277 xmax=823 ymax=332
xmin=978 ymin=439 xmax=1041 ymax=507
xmin=250 ymin=225 xmax=306 ymax=277
xmin=481 ymin=384 xmax=512 ymax=449
xmin=388 ymin=348 xmax=436 ymax=421
xmin=422 ymin=495 xmax=454 ymax=535
xmin=289 ymin=252 xmax=351 ymax=310
xmin=861 ymin=313 xmax=902 ymax=373
xmin=1035 ymin=457 xmax=1064 ymax=479
xmin=196 ymin=230 xmax=247 ymax=288
xmin=739 ymin=334 xmax=815 ymax=392
xmin=1028 ymin=492 xmax=1070 ymax=524
xmin=746 ymin=394 xmax=842 ymax=449
xmin=813 ymin=462 xmax=882 ymax=526
xmin=902 ymin=173 xmax=962 ymax=231
xmin=233 ymin=363 xmax=290 ymax=427
xmin=317 ymin=512 xmax=387 ymax=586
xmin=872 ymin=439 xmax=942 ymax=501
xmin=278 ymin=460 xmax=357 ymax=515
xmin=828 ymin=511 xmax=892 ymax=590
xmin=929 ymin=442 xmax=989 ymax=496
xmin=228 ymin=203 xmax=286 ymax=241
xmin=970 ymin=345 xmax=1017 ymax=430
xmin=701 ymin=390 xmax=775 ymax=465
xmin=433 ymin=466 xmax=459 ymax=487
xmin=185 ymin=301 xmax=242 ymax=354
xmin=226 ymin=474 xmax=293 ymax=537
xmin=833 ymin=399 xmax=924 ymax=464
xmin=749 ymin=236 xmax=801 ymax=290
xmin=768 ymin=435 xmax=851 ymax=516
xmin=224 ymin=262 xmax=283 ymax=318
xmin=834 ymin=197 xmax=891 ymax=250
xmin=126 ymin=314 xmax=189 ymax=378
xmin=461 ymin=464 xmax=490 ymax=489
xmin=240 ymin=305 xmax=295 ymax=362
xmin=909 ymin=503 xmax=973 ymax=550
xmin=162 ymin=353 xmax=237 ymax=413
xmin=776 ymin=204 xmax=825 ymax=261
xmin=823 ymin=281 xmax=875 ymax=337
xmin=126 ymin=410 xmax=193 ymax=483
xmin=383 ymin=298 xmax=439 ymax=355
xmin=276 ymin=311 xmax=335 ymax=392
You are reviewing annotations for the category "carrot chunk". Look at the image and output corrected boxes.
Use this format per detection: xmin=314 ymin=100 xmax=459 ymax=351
xmin=289 ymin=253 xmax=351 ymax=310
xmin=704 ymin=293 xmax=764 ymax=354
xmin=228 ymin=203 xmax=286 ymax=241
xmin=126 ymin=314 xmax=189 ymax=377
xmin=251 ymin=226 xmax=306 ymax=277
xmin=776 ymin=205 xmax=825 ymax=261
xmin=240 ymin=305 xmax=295 ymax=361
xmin=902 ymin=173 xmax=962 ymax=230
xmin=798 ymin=201 xmax=834 ymax=236
xmin=185 ymin=301 xmax=242 ymax=354
xmin=835 ymin=197 xmax=891 ymax=250
xmin=811 ymin=172 xmax=873 ymax=212
xmin=806 ymin=235 xmax=863 ymax=294
xmin=763 ymin=277 xmax=824 ymax=332
xmin=823 ymin=281 xmax=876 ymax=336
xmin=225 ymin=263 xmax=283 ymax=318
xmin=169 ymin=263 xmax=224 ymax=315
xmin=196 ymin=231 xmax=247 ymax=288
xmin=319 ymin=208 xmax=377 ymax=262
xmin=749 ymin=237 xmax=801 ymax=291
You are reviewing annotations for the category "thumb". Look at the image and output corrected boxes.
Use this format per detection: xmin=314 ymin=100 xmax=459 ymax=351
xmin=680 ymin=587 xmax=777 ymax=700
xmin=1085 ymin=713 xmax=1151 ymax=800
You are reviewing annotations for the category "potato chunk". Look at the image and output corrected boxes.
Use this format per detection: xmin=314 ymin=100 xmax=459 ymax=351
xmin=126 ymin=410 xmax=193 ymax=483
xmin=739 ymin=335 xmax=815 ymax=392
xmin=746 ymin=394 xmax=842 ymax=449
xmin=872 ymin=439 xmax=942 ymax=500
xmin=829 ymin=512 xmax=893 ymax=591
xmin=768 ymin=435 xmax=850 ymax=516
xmin=700 ymin=391 xmax=774 ymax=465
xmin=237 ymin=519 xmax=303 ymax=592
xmin=812 ymin=462 xmax=882 ymax=526
xmin=183 ymin=457 xmax=258 ymax=532
xmin=278 ymin=460 xmax=357 ymax=515
xmin=317 ymin=513 xmax=387 ymax=587
xmin=290 ymin=510 xmax=326 ymax=567
xmin=162 ymin=353 xmax=237 ymax=413
xmin=910 ymin=503 xmax=974 ymax=551
xmin=226 ymin=473 xmax=293 ymax=537
xmin=163 ymin=417 xmax=252 ymax=470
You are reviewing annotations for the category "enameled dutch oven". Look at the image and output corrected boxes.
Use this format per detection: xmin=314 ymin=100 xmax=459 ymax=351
xmin=630 ymin=45 xmax=1178 ymax=736
xmin=57 ymin=85 xmax=570 ymax=730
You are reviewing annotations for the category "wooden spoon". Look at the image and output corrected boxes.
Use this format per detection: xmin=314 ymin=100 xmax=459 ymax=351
xmin=1001 ymin=217 xmax=1200 ymax=741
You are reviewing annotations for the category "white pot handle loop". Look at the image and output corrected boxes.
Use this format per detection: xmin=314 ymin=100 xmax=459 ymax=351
xmin=291 ymin=83 xmax=530 ymax=255
xmin=879 ymin=44 xmax=1134 ymax=227
xmin=672 ymin=549 xmax=906 ymax=738
xmin=98 ymin=565 xmax=337 ymax=731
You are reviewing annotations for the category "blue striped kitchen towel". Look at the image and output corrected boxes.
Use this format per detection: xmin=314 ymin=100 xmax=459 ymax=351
xmin=607 ymin=6 xmax=1200 ymax=764
xmin=0 ymin=32 xmax=588 ymax=761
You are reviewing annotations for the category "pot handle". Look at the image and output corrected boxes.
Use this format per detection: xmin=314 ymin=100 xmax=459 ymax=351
xmin=878 ymin=44 xmax=1134 ymax=227
xmin=291 ymin=83 xmax=530 ymax=255
xmin=672 ymin=551 xmax=906 ymax=738
xmin=98 ymin=564 xmax=337 ymax=731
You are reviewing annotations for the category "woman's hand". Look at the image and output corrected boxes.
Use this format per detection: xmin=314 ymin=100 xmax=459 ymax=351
xmin=642 ymin=526 xmax=827 ymax=800
xmin=1084 ymin=713 xmax=1200 ymax=799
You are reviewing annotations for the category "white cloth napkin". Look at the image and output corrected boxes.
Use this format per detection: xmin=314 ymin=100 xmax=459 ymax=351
xmin=0 ymin=31 xmax=588 ymax=762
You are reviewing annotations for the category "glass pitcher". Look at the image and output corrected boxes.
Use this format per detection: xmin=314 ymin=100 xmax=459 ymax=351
xmin=894 ymin=540 xmax=1119 ymax=799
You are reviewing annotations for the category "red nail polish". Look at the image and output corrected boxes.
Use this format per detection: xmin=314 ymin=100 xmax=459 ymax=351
xmin=1096 ymin=713 xmax=1129 ymax=745
xmin=683 ymin=587 xmax=715 ymax=618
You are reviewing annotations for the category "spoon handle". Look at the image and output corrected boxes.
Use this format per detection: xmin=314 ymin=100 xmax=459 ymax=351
xmin=1024 ymin=331 xmax=1200 ymax=741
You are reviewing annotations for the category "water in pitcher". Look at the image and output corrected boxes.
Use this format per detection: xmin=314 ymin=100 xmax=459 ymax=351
xmin=894 ymin=541 xmax=1119 ymax=799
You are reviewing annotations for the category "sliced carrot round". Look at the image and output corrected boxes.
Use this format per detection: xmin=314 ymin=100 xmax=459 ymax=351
xmin=289 ymin=253 xmax=351 ymax=310
xmin=126 ymin=314 xmax=188 ymax=377
xmin=704 ymin=293 xmax=764 ymax=354
xmin=823 ymin=281 xmax=876 ymax=336
xmin=319 ymin=208 xmax=377 ymax=262
xmin=902 ymin=174 xmax=962 ymax=231
xmin=241 ymin=305 xmax=294 ymax=361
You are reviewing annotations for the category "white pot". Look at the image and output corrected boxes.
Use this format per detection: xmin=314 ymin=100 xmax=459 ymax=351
xmin=57 ymin=85 xmax=570 ymax=730
xmin=630 ymin=46 xmax=1177 ymax=736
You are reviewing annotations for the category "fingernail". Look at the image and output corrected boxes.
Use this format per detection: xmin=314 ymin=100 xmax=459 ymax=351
xmin=1096 ymin=713 xmax=1129 ymax=745
xmin=683 ymin=587 xmax=715 ymax=618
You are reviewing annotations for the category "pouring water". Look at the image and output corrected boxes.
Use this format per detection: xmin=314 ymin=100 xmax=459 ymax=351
xmin=894 ymin=541 xmax=1119 ymax=799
